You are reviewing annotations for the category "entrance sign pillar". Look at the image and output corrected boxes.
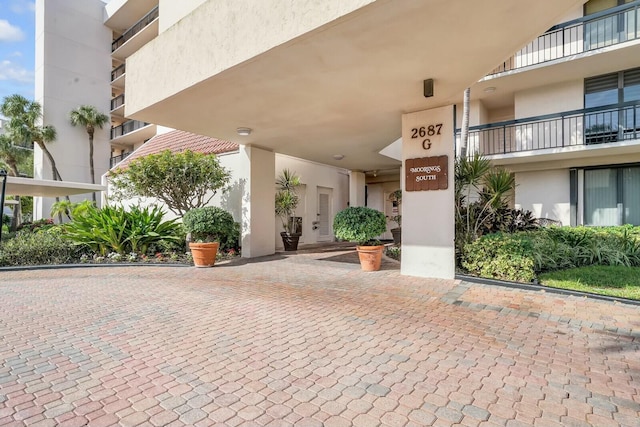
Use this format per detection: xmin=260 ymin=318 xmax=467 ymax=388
xmin=239 ymin=145 xmax=276 ymax=258
xmin=401 ymin=105 xmax=455 ymax=279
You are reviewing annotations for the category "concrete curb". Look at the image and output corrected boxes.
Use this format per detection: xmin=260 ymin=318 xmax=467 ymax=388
xmin=0 ymin=263 xmax=191 ymax=272
xmin=456 ymin=273 xmax=640 ymax=307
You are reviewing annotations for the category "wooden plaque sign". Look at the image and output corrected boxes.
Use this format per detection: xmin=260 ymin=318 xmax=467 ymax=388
xmin=405 ymin=156 xmax=448 ymax=191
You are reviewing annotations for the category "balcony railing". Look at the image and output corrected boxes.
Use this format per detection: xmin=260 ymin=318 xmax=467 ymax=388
xmin=111 ymin=6 xmax=159 ymax=52
xmin=110 ymin=120 xmax=150 ymax=139
xmin=110 ymin=94 xmax=125 ymax=111
xmin=489 ymin=1 xmax=640 ymax=75
xmin=110 ymin=152 xmax=133 ymax=168
xmin=456 ymin=102 xmax=640 ymax=156
xmin=111 ymin=64 xmax=125 ymax=82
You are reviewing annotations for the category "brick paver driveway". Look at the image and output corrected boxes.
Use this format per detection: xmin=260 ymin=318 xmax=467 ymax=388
xmin=1 ymin=249 xmax=639 ymax=427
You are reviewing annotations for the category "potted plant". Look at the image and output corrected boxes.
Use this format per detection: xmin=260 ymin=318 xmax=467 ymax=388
xmin=388 ymin=189 xmax=402 ymax=245
xmin=182 ymin=206 xmax=235 ymax=267
xmin=275 ymin=169 xmax=303 ymax=251
xmin=333 ymin=206 xmax=387 ymax=271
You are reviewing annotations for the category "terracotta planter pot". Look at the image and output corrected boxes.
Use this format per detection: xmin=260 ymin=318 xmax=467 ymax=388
xmin=189 ymin=242 xmax=220 ymax=267
xmin=280 ymin=232 xmax=302 ymax=251
xmin=356 ymin=245 xmax=384 ymax=271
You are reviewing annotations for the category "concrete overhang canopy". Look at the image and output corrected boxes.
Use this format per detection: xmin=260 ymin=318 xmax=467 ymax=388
xmin=125 ymin=0 xmax=585 ymax=171
xmin=4 ymin=176 xmax=106 ymax=198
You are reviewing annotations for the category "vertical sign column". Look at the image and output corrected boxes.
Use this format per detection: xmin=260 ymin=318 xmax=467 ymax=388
xmin=401 ymin=105 xmax=455 ymax=279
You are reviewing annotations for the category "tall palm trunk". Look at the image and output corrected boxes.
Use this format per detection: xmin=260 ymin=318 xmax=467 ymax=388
xmin=460 ymin=88 xmax=471 ymax=159
xmin=39 ymin=142 xmax=63 ymax=181
xmin=38 ymin=141 xmax=69 ymax=222
xmin=7 ymin=163 xmax=21 ymax=232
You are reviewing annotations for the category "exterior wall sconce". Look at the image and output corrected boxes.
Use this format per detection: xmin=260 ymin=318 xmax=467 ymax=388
xmin=424 ymin=79 xmax=434 ymax=98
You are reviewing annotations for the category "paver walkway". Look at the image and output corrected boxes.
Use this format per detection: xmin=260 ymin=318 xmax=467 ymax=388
xmin=0 ymin=249 xmax=638 ymax=427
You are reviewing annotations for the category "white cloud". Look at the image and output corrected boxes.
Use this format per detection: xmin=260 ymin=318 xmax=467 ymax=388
xmin=0 ymin=60 xmax=34 ymax=83
xmin=0 ymin=19 xmax=24 ymax=42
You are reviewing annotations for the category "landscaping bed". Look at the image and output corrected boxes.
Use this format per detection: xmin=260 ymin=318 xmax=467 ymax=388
xmin=0 ymin=205 xmax=240 ymax=268
xmin=459 ymin=225 xmax=640 ymax=301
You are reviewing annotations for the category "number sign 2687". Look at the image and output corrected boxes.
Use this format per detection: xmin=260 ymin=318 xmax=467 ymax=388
xmin=411 ymin=123 xmax=442 ymax=150
xmin=411 ymin=124 xmax=442 ymax=138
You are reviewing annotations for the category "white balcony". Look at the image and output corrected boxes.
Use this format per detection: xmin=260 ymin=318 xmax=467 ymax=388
xmin=110 ymin=120 xmax=156 ymax=146
xmin=111 ymin=6 xmax=159 ymax=61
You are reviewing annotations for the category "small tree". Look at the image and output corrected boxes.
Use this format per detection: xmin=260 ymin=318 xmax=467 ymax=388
xmin=70 ymin=105 xmax=109 ymax=202
xmin=109 ymin=150 xmax=231 ymax=216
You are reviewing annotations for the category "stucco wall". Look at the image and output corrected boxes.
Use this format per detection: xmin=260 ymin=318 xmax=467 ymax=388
xmin=515 ymin=80 xmax=583 ymax=119
xmin=274 ymin=155 xmax=349 ymax=248
xmin=515 ymin=169 xmax=571 ymax=226
xmin=35 ymin=0 xmax=111 ymax=218
xmin=366 ymin=180 xmax=401 ymax=240
xmin=106 ymin=152 xmax=349 ymax=251
xmin=158 ymin=0 xmax=207 ymax=33
xmin=127 ymin=0 xmax=376 ymax=116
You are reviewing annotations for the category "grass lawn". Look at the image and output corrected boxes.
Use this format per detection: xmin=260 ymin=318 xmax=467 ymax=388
xmin=539 ymin=265 xmax=640 ymax=300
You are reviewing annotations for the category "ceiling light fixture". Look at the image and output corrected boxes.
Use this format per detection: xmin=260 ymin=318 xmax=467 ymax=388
xmin=236 ymin=127 xmax=252 ymax=136
xmin=484 ymin=87 xmax=496 ymax=93
xmin=332 ymin=154 xmax=344 ymax=160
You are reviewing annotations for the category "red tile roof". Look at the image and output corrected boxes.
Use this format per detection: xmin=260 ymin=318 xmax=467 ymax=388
xmin=113 ymin=130 xmax=238 ymax=169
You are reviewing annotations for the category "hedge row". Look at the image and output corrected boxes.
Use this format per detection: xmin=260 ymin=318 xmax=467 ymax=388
xmin=461 ymin=226 xmax=640 ymax=282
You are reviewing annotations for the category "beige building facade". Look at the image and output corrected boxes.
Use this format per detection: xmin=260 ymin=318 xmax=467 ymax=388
xmin=457 ymin=0 xmax=640 ymax=228
xmin=37 ymin=0 xmax=601 ymax=279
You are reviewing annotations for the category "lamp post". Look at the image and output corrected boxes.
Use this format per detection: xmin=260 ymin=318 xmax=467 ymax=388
xmin=0 ymin=169 xmax=7 ymax=243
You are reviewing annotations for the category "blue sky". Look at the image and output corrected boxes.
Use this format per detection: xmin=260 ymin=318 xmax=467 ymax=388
xmin=0 ymin=0 xmax=35 ymax=101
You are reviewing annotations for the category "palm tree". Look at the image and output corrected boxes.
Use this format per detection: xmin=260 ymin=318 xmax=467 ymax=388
xmin=1 ymin=94 xmax=68 ymax=223
xmin=0 ymin=134 xmax=31 ymax=230
xmin=0 ymin=94 xmax=62 ymax=181
xmin=69 ymin=105 xmax=109 ymax=202
xmin=459 ymin=87 xmax=471 ymax=159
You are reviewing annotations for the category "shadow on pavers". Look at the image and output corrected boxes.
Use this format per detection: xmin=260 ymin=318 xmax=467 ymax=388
xmin=318 ymin=251 xmax=400 ymax=271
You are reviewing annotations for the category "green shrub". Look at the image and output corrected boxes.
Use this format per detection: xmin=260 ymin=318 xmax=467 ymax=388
xmin=461 ymin=226 xmax=640 ymax=283
xmin=0 ymin=227 xmax=88 ymax=266
xmin=182 ymin=206 xmax=237 ymax=244
xmin=16 ymin=218 xmax=55 ymax=232
xmin=333 ymin=206 xmax=387 ymax=245
xmin=219 ymin=220 xmax=241 ymax=251
xmin=63 ymin=204 xmax=182 ymax=255
xmin=530 ymin=226 xmax=640 ymax=271
xmin=462 ymin=233 xmax=536 ymax=282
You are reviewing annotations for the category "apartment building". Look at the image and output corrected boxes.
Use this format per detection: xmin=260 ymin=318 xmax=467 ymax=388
xmin=35 ymin=0 xmax=592 ymax=278
xmin=35 ymin=0 xmax=354 ymax=252
xmin=34 ymin=0 xmax=162 ymax=219
xmin=105 ymin=0 xmax=161 ymax=170
xmin=457 ymin=0 xmax=640 ymax=227
xmin=114 ymin=0 xmax=580 ymax=278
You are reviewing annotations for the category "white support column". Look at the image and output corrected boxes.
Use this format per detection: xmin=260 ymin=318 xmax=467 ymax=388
xmin=239 ymin=145 xmax=276 ymax=258
xmin=401 ymin=105 xmax=455 ymax=279
xmin=349 ymin=171 xmax=366 ymax=207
